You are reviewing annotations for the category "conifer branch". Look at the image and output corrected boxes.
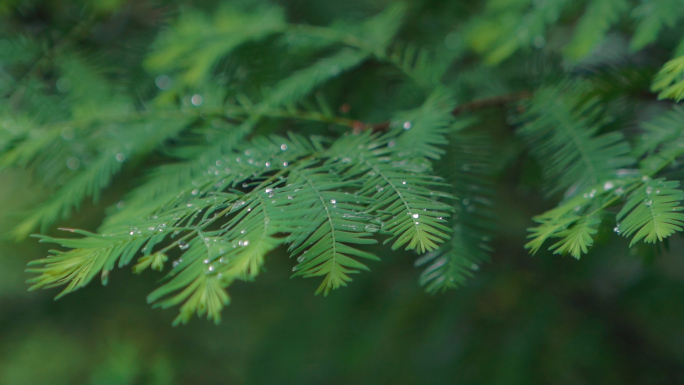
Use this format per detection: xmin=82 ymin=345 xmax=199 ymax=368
xmin=8 ymin=0 xmax=684 ymax=326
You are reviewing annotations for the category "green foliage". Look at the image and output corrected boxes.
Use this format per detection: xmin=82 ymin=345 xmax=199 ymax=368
xmin=463 ymin=0 xmax=684 ymax=62
xmin=525 ymin=102 xmax=684 ymax=258
xmin=516 ymin=80 xmax=634 ymax=196
xmin=3 ymin=0 xmax=684 ymax=325
xmin=616 ymin=179 xmax=684 ymax=245
xmin=416 ymin=130 xmax=495 ymax=292
xmin=145 ymin=5 xmax=287 ymax=87
xmin=465 ymin=0 xmax=571 ymax=64
xmin=652 ymin=56 xmax=684 ymax=102
xmin=629 ymin=0 xmax=684 ymax=51
xmin=563 ymin=0 xmax=629 ymax=59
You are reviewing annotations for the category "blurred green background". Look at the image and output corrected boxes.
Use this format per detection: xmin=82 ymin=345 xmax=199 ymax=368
xmin=2 ymin=0 xmax=684 ymax=384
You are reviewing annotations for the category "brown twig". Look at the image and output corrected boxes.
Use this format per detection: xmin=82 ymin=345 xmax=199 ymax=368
xmin=355 ymin=91 xmax=533 ymax=134
xmin=450 ymin=91 xmax=532 ymax=115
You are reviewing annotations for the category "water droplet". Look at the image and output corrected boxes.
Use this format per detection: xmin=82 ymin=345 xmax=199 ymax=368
xmin=646 ymin=186 xmax=653 ymax=194
xmin=66 ymin=156 xmax=80 ymax=170
xmin=280 ymin=144 xmax=288 ymax=151
xmin=116 ymin=201 xmax=126 ymax=210
xmin=415 ymin=221 xmax=420 ymax=225
xmin=412 ymin=213 xmax=419 ymax=219
xmin=191 ymin=189 xmax=199 ymax=196
xmin=644 ymin=199 xmax=653 ymax=206
xmin=282 ymin=161 xmax=289 ymax=167
xmin=265 ymin=162 xmax=271 ymax=168
xmin=115 ymin=153 xmax=126 ymax=162
xmin=388 ymin=140 xmax=396 ymax=148
xmin=155 ymin=74 xmax=171 ymax=90
xmin=178 ymin=240 xmax=189 ymax=250
xmin=613 ymin=224 xmax=621 ymax=234
xmin=208 ymin=265 xmax=215 ymax=272
xmin=589 ymin=189 xmax=597 ymax=198
xmin=403 ymin=121 xmax=412 ymax=130
xmin=330 ymin=199 xmax=337 ymax=204
xmin=203 ymin=258 xmax=210 ymax=264
xmin=297 ymin=255 xmax=306 ymax=263
xmin=603 ymin=181 xmax=614 ymax=191
xmin=191 ymin=94 xmax=203 ymax=106
xmin=265 ymin=188 xmax=273 ymax=194
xmin=614 ymin=187 xmax=625 ymax=196
xmin=364 ymin=224 xmax=380 ymax=233
xmin=375 ymin=185 xmax=384 ymax=192
xmin=238 ymin=240 xmax=250 ymax=247
xmin=402 ymin=181 xmax=407 ymax=185
xmin=292 ymin=266 xmax=298 ymax=272
xmin=642 ymin=175 xmax=651 ymax=182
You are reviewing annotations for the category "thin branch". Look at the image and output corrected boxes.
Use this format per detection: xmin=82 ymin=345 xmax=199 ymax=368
xmin=356 ymin=91 xmax=533 ymax=133
xmin=451 ymin=91 xmax=532 ymax=115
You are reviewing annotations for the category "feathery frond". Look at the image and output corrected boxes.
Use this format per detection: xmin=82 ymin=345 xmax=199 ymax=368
xmin=634 ymin=106 xmax=684 ymax=174
xmin=416 ymin=131 xmax=495 ymax=291
xmin=14 ymin=116 xmax=192 ymax=238
xmin=616 ymin=178 xmax=684 ymax=245
xmin=391 ymin=87 xmax=457 ymax=160
xmin=651 ymin=56 xmax=684 ymax=102
xmin=284 ymin=162 xmax=379 ymax=295
xmin=517 ymin=80 xmax=634 ymax=196
xmin=465 ymin=0 xmax=571 ymax=64
xmin=564 ymin=0 xmax=628 ymax=60
xmin=13 ymin=0 xmax=684 ymax=326
xmin=629 ymin=0 xmax=684 ymax=51
xmin=548 ymin=216 xmax=601 ymax=259
xmin=259 ymin=49 xmax=368 ymax=110
xmin=146 ymin=5 xmax=286 ymax=87
xmin=525 ymin=178 xmax=634 ymax=257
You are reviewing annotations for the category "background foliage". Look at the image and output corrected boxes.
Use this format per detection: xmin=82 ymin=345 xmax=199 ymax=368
xmin=2 ymin=0 xmax=684 ymax=383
